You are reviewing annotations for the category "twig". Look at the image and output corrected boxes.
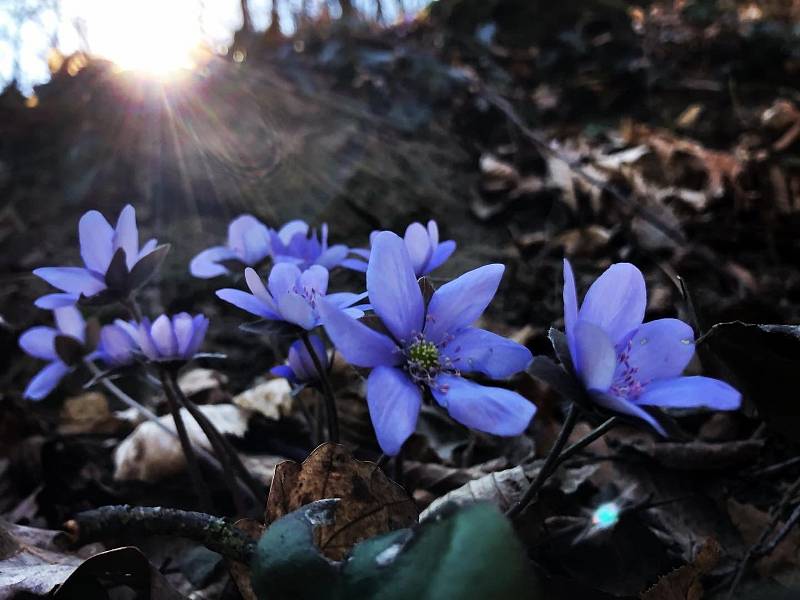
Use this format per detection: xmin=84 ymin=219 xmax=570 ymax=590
xmin=159 ymin=369 xmax=213 ymax=511
xmin=300 ymin=332 xmax=340 ymax=444
xmin=506 ymin=403 xmax=580 ymax=520
xmin=167 ymin=372 xmax=265 ymax=508
xmin=65 ymin=505 xmax=255 ymax=563
xmin=753 ymin=502 xmax=800 ymax=560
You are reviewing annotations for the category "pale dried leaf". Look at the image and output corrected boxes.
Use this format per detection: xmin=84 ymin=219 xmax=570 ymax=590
xmin=233 ymin=379 xmax=293 ymax=420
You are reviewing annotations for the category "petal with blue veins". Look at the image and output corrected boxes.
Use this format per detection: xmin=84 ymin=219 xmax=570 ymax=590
xmin=319 ymin=300 xmax=399 ymax=368
xmin=367 ymin=366 xmax=422 ymax=456
xmin=367 ymin=232 xmax=424 ymax=341
xmin=442 ymin=327 xmax=532 ymax=379
xmin=578 ymin=262 xmax=646 ymax=345
xmin=431 ymin=375 xmax=536 ymax=437
xmin=424 ymin=263 xmax=504 ymax=343
xmin=637 ymin=376 xmax=741 ymax=411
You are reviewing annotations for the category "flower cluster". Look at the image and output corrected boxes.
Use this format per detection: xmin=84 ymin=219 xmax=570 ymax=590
xmin=19 ymin=202 xmax=742 ymax=463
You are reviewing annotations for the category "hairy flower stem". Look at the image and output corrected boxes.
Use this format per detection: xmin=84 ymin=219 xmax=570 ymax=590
xmin=300 ymin=332 xmax=340 ymax=444
xmin=506 ymin=404 xmax=580 ymax=520
xmin=65 ymin=505 xmax=255 ymax=564
xmin=166 ymin=372 xmax=265 ymax=509
xmin=553 ymin=417 xmax=619 ymax=470
xmin=159 ymin=369 xmax=213 ymax=512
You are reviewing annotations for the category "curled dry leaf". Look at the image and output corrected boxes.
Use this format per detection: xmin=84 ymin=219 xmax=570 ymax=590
xmin=640 ymin=537 xmax=721 ymax=600
xmin=114 ymin=404 xmax=250 ymax=482
xmin=265 ymin=442 xmax=418 ymax=560
xmin=0 ymin=521 xmax=80 ymax=599
xmin=402 ymin=457 xmax=509 ymax=496
xmin=420 ymin=461 xmax=598 ymax=520
xmin=233 ymin=378 xmax=293 ymax=421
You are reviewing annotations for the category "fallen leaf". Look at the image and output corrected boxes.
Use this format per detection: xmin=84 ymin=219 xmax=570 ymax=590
xmin=265 ymin=443 xmax=418 ymax=560
xmin=420 ymin=461 xmax=597 ymax=519
xmin=178 ymin=368 xmax=228 ymax=400
xmin=612 ymin=437 xmax=763 ymax=470
xmin=640 ymin=537 xmax=720 ymax=600
xmin=228 ymin=518 xmax=265 ymax=600
xmin=113 ymin=404 xmax=250 ymax=482
xmin=233 ymin=379 xmax=293 ymax=420
xmin=58 ymin=392 xmax=124 ymax=435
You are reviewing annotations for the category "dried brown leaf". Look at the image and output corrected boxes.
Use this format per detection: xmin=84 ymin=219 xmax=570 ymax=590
xmin=640 ymin=538 xmax=721 ymax=600
xmin=264 ymin=443 xmax=418 ymax=560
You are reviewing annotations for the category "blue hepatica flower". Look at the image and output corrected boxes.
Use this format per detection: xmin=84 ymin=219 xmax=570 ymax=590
xmin=345 ymin=220 xmax=456 ymax=277
xmin=114 ymin=313 xmax=209 ymax=363
xmin=269 ymin=220 xmax=353 ymax=271
xmin=33 ymin=205 xmax=161 ymax=308
xmin=320 ymin=231 xmax=535 ymax=456
xmin=190 ymin=214 xmax=272 ymax=279
xmin=271 ymin=335 xmax=329 ymax=384
xmin=216 ymin=264 xmax=366 ymax=331
xmin=19 ymin=306 xmax=88 ymax=399
xmin=562 ymin=259 xmax=741 ymax=434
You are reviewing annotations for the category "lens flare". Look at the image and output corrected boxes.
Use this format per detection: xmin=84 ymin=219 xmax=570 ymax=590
xmin=86 ymin=0 xmax=204 ymax=77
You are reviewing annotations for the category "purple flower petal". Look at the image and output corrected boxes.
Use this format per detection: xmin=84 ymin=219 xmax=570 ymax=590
xmin=54 ymin=306 xmax=86 ymax=342
xmin=298 ymin=265 xmax=329 ymax=295
xmin=317 ymin=245 xmax=349 ymax=269
xmin=277 ymin=292 xmax=316 ymax=330
xmin=244 ymin=268 xmax=278 ymax=313
xmin=19 ymin=327 xmax=58 ymax=360
xmin=24 ymin=360 xmax=70 ymax=400
xmin=319 ymin=300 xmax=399 ymax=368
xmin=138 ymin=238 xmax=158 ymax=261
xmin=341 ymin=258 xmax=368 ymax=272
xmin=573 ymin=320 xmax=616 ymax=391
xmin=624 ymin=318 xmax=695 ymax=382
xmin=562 ymin=259 xmax=579 ymax=359
xmin=270 ymin=365 xmax=295 ymax=381
xmin=99 ymin=325 xmax=135 ymax=365
xmin=404 ymin=222 xmax=433 ymax=276
xmin=276 ymin=220 xmax=308 ymax=245
xmin=637 ymin=376 xmax=741 ymax=411
xmin=288 ymin=335 xmax=327 ymax=381
xmin=228 ymin=215 xmax=270 ymax=262
xmin=578 ymin=262 xmax=646 ymax=345
xmin=185 ymin=315 xmax=208 ymax=357
xmin=172 ymin=313 xmax=195 ymax=356
xmin=78 ymin=210 xmax=114 ymax=274
xmin=367 ymin=366 xmax=422 ymax=456
xmin=431 ymin=374 xmax=536 ymax=436
xmin=216 ymin=289 xmax=278 ymax=319
xmin=113 ymin=205 xmax=139 ymax=270
xmin=150 ymin=314 xmax=177 ymax=358
xmin=134 ymin=320 xmax=159 ymax=360
xmin=427 ymin=220 xmax=439 ymax=247
xmin=424 ymin=263 xmax=504 ymax=343
xmin=34 ymin=267 xmax=106 ymax=296
xmin=34 ymin=293 xmax=78 ymax=309
xmin=326 ymin=291 xmax=368 ymax=309
xmin=190 ymin=246 xmax=237 ymax=278
xmin=367 ymin=231 xmax=424 ymax=341
xmin=427 ymin=240 xmax=456 ymax=273
xmin=591 ymin=391 xmax=666 ymax=435
xmin=268 ymin=263 xmax=302 ymax=298
xmin=442 ymin=327 xmax=532 ymax=379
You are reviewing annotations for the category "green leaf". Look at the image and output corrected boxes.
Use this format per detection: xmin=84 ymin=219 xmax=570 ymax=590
xmin=250 ymin=501 xmax=539 ymax=600
xmin=343 ymin=503 xmax=539 ymax=599
xmin=250 ymin=499 xmax=342 ymax=600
